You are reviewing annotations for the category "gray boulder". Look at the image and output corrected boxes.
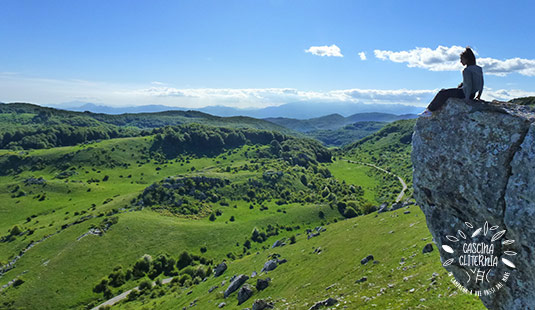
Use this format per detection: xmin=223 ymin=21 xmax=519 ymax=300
xmin=377 ymin=203 xmax=388 ymax=213
xmin=261 ymin=259 xmax=278 ymax=272
xmin=390 ymin=202 xmax=403 ymax=211
xmin=208 ymin=285 xmax=219 ymax=293
xmin=237 ymin=284 xmax=254 ymax=305
xmin=256 ymin=277 xmax=271 ymax=291
xmin=309 ymin=297 xmax=338 ymax=310
xmin=422 ymin=243 xmax=433 ymax=254
xmin=252 ymin=299 xmax=274 ymax=310
xmin=355 ymin=277 xmax=367 ymax=283
xmin=360 ymin=254 xmax=374 ymax=265
xmin=224 ymin=274 xmax=249 ymax=298
xmin=271 ymin=240 xmax=283 ymax=248
xmin=413 ymin=98 xmax=535 ymax=310
xmin=214 ymin=261 xmax=227 ymax=277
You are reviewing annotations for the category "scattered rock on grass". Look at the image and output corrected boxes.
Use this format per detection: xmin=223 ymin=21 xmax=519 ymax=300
xmin=361 ymin=255 xmax=374 ymax=265
xmin=224 ymin=274 xmax=249 ymax=298
xmin=214 ymin=262 xmax=228 ymax=277
xmin=309 ymin=297 xmax=338 ymax=310
xmin=261 ymin=259 xmax=278 ymax=272
xmin=256 ymin=278 xmax=271 ymax=291
xmin=252 ymin=299 xmax=274 ymax=310
xmin=422 ymin=243 xmax=434 ymax=253
xmin=237 ymin=284 xmax=254 ymax=305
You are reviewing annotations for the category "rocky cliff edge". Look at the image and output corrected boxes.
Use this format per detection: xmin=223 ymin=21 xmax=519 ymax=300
xmin=412 ymin=98 xmax=535 ymax=309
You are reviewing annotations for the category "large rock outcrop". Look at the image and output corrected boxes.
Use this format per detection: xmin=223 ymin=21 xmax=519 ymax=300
xmin=412 ymin=98 xmax=535 ymax=310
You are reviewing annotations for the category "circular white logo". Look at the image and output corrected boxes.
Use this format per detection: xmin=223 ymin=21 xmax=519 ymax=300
xmin=440 ymin=221 xmax=516 ymax=296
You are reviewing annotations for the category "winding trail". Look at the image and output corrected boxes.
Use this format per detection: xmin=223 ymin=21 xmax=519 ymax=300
xmin=343 ymin=159 xmax=408 ymax=203
xmin=91 ymin=278 xmax=174 ymax=310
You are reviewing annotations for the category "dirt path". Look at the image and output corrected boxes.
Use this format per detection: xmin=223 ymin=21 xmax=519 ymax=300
xmin=91 ymin=278 xmax=173 ymax=310
xmin=344 ymin=159 xmax=408 ymax=203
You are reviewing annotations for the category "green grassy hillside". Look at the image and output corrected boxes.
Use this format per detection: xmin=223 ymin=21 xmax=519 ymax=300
xmin=108 ymin=205 xmax=484 ymax=310
xmin=308 ymin=121 xmax=386 ymax=147
xmin=0 ymin=117 xmax=485 ymax=310
xmin=343 ymin=119 xmax=415 ymax=197
xmin=0 ymin=127 xmax=373 ymax=310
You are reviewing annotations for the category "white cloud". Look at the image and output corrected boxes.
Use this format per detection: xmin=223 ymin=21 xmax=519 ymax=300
xmin=374 ymin=45 xmax=535 ymax=77
xmin=478 ymin=57 xmax=535 ymax=77
xmin=358 ymin=52 xmax=367 ymax=61
xmin=1 ymin=73 xmax=533 ymax=109
xmin=484 ymin=88 xmax=535 ymax=101
xmin=130 ymin=87 xmax=436 ymax=107
xmin=374 ymin=45 xmax=465 ymax=71
xmin=151 ymin=81 xmax=165 ymax=85
xmin=305 ymin=44 xmax=343 ymax=57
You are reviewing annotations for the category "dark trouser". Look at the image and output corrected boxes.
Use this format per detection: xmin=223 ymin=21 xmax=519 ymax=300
xmin=427 ymin=88 xmax=468 ymax=112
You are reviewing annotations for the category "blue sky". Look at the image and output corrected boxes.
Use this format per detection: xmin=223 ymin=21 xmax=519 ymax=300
xmin=1 ymin=0 xmax=535 ymax=109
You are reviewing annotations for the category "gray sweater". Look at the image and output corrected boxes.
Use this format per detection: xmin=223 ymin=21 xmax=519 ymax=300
xmin=462 ymin=65 xmax=484 ymax=99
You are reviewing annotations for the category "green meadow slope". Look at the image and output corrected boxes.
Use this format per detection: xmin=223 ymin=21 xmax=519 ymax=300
xmin=0 ymin=117 xmax=484 ymax=310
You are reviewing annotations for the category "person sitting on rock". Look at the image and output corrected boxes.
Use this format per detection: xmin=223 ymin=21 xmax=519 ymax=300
xmin=419 ymin=47 xmax=484 ymax=117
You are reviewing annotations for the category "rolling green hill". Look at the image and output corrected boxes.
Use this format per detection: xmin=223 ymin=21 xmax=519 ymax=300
xmin=264 ymin=113 xmax=416 ymax=133
xmin=0 ymin=103 xmax=298 ymax=150
xmin=0 ymin=115 xmax=485 ymax=310
xmin=308 ymin=121 xmax=386 ymax=147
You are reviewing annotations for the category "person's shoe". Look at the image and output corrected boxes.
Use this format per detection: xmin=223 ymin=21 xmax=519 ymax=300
xmin=418 ymin=109 xmax=433 ymax=118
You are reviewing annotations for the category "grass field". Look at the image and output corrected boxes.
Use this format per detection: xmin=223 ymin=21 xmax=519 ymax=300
xmin=327 ymin=160 xmax=381 ymax=204
xmin=0 ymin=136 xmax=351 ymax=309
xmin=0 ymin=131 xmax=484 ymax=310
xmin=109 ymin=205 xmax=485 ymax=310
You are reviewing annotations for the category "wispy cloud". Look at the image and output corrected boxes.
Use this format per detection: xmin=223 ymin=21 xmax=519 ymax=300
xmin=0 ymin=73 xmax=532 ymax=109
xmin=130 ymin=87 xmax=435 ymax=107
xmin=484 ymin=88 xmax=535 ymax=101
xmin=374 ymin=45 xmax=535 ymax=76
xmin=305 ymin=44 xmax=343 ymax=57
xmin=358 ymin=52 xmax=367 ymax=61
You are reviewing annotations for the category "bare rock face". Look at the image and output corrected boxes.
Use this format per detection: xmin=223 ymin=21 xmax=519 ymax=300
xmin=412 ymin=98 xmax=535 ymax=310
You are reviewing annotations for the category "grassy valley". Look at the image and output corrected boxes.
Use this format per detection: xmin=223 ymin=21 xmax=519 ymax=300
xmin=0 ymin=106 xmax=483 ymax=310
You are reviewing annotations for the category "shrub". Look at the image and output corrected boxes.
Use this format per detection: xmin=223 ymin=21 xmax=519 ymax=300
xmin=180 ymin=266 xmax=196 ymax=278
xmin=139 ymin=279 xmax=152 ymax=291
xmin=9 ymin=225 xmax=22 ymax=236
xmin=343 ymin=207 xmax=358 ymax=218
xmin=93 ymin=278 xmax=109 ymax=293
xmin=209 ymin=213 xmax=216 ymax=221
xmin=132 ymin=254 xmax=152 ymax=278
xmin=108 ymin=269 xmax=126 ymax=287
xmin=289 ymin=235 xmax=296 ymax=244
xmin=194 ymin=265 xmax=207 ymax=279
xmin=178 ymin=274 xmax=191 ymax=286
xmin=176 ymin=251 xmax=193 ymax=270
xmin=360 ymin=202 xmax=376 ymax=215
xmin=127 ymin=290 xmax=139 ymax=301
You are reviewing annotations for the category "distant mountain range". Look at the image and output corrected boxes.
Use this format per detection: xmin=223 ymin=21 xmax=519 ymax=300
xmin=49 ymin=101 xmax=424 ymax=119
xmin=265 ymin=112 xmax=417 ymax=133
